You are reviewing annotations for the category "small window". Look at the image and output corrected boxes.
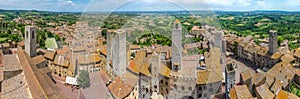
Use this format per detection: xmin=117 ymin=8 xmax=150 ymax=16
xmin=181 ymin=86 xmax=185 ymax=91
xmin=32 ymin=31 xmax=35 ymax=38
xmin=26 ymin=31 xmax=28 ymax=38
xmin=198 ymin=94 xmax=202 ymax=98
xmin=189 ymin=87 xmax=192 ymax=91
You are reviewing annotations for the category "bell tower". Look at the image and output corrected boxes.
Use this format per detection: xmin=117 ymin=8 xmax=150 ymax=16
xmin=25 ymin=26 xmax=37 ymax=57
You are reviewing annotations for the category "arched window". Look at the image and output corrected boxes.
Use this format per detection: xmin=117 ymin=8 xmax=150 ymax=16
xmin=181 ymin=86 xmax=185 ymax=91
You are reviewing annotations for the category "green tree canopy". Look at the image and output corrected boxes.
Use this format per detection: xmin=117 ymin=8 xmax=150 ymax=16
xmin=77 ymin=70 xmax=90 ymax=88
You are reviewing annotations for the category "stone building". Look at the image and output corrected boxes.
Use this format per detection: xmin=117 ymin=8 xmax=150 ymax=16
xmin=172 ymin=19 xmax=182 ymax=71
xmin=107 ymin=30 xmax=127 ymax=76
xmin=269 ymin=30 xmax=278 ymax=54
xmin=168 ymin=55 xmax=198 ymax=99
xmin=150 ymin=53 xmax=161 ymax=93
xmin=25 ymin=26 xmax=37 ymax=57
xmin=52 ymin=47 xmax=75 ymax=78
xmin=240 ymin=70 xmax=253 ymax=92
xmin=227 ymin=31 xmax=281 ymax=70
xmin=225 ymin=63 xmax=236 ymax=99
xmin=229 ymin=85 xmax=253 ymax=99
xmin=195 ymin=47 xmax=223 ymax=99
xmin=77 ymin=53 xmax=102 ymax=73
xmin=196 ymin=70 xmax=223 ymax=99
xmin=294 ymin=48 xmax=300 ymax=64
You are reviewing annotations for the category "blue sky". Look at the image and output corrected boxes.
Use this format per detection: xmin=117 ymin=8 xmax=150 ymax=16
xmin=0 ymin=0 xmax=299 ymax=12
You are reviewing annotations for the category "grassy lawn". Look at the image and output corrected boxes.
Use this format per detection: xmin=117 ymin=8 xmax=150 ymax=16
xmin=45 ymin=38 xmax=58 ymax=49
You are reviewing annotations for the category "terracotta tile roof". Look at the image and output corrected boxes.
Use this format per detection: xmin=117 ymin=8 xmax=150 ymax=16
xmin=174 ymin=19 xmax=180 ymax=23
xmin=275 ymin=90 xmax=299 ymax=99
xmin=255 ymin=84 xmax=275 ymax=99
xmin=159 ymin=63 xmax=171 ymax=78
xmin=229 ymin=85 xmax=253 ymax=99
xmin=240 ymin=70 xmax=252 ymax=82
xmin=97 ymin=45 xmax=107 ymax=56
xmin=294 ymin=48 xmax=300 ymax=58
xmin=120 ymin=72 xmax=139 ymax=87
xmin=127 ymin=51 xmax=151 ymax=76
xmin=244 ymin=35 xmax=253 ymax=42
xmin=276 ymin=90 xmax=288 ymax=99
xmin=270 ymin=79 xmax=283 ymax=93
xmin=1 ymin=73 xmax=30 ymax=98
xmin=266 ymin=62 xmax=295 ymax=88
xmin=78 ymin=53 xmax=101 ymax=64
xmin=184 ymin=43 xmax=198 ymax=50
xmin=90 ymin=53 xmax=102 ymax=63
xmin=17 ymin=51 xmax=66 ymax=99
xmin=271 ymin=52 xmax=283 ymax=59
xmin=281 ymin=54 xmax=295 ymax=63
xmin=197 ymin=70 xmax=223 ymax=84
xmin=227 ymin=35 xmax=238 ymax=44
xmin=3 ymin=55 xmax=22 ymax=71
xmin=257 ymin=47 xmax=269 ymax=56
xmin=252 ymin=72 xmax=266 ymax=86
xmin=44 ymin=51 xmax=56 ymax=60
xmin=73 ymin=45 xmax=86 ymax=52
xmin=54 ymin=55 xmax=70 ymax=67
xmin=205 ymin=47 xmax=221 ymax=71
xmin=130 ymin=45 xmax=141 ymax=49
xmin=234 ymin=37 xmax=243 ymax=43
xmin=127 ymin=60 xmax=151 ymax=77
xmin=128 ymin=60 xmax=140 ymax=74
xmin=265 ymin=74 xmax=275 ymax=88
xmin=108 ymin=77 xmax=134 ymax=99
xmin=32 ymin=55 xmax=46 ymax=65
xmin=140 ymin=61 xmax=151 ymax=77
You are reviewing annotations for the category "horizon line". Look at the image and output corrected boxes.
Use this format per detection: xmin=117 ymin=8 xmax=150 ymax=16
xmin=1 ymin=9 xmax=300 ymax=13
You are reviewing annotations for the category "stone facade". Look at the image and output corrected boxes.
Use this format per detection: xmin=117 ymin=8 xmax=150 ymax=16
xmin=269 ymin=30 xmax=277 ymax=54
xmin=225 ymin=63 xmax=236 ymax=99
xmin=196 ymin=81 xmax=222 ymax=99
xmin=172 ymin=20 xmax=182 ymax=71
xmin=25 ymin=26 xmax=36 ymax=57
xmin=151 ymin=53 xmax=161 ymax=93
xmin=107 ymin=30 xmax=127 ymax=76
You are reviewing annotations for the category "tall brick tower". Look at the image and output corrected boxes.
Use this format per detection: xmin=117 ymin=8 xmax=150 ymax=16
xmin=269 ymin=30 xmax=277 ymax=54
xmin=172 ymin=19 xmax=182 ymax=71
xmin=25 ymin=26 xmax=37 ymax=57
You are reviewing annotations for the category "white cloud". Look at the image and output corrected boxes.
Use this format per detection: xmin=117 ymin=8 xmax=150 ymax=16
xmin=58 ymin=0 xmax=76 ymax=6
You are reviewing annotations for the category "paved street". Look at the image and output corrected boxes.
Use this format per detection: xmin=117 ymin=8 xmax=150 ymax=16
xmin=53 ymin=75 xmax=79 ymax=99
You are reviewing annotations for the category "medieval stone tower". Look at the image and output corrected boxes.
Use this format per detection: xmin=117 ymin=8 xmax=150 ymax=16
xmin=172 ymin=19 xmax=182 ymax=71
xmin=269 ymin=30 xmax=277 ymax=54
xmin=107 ymin=30 xmax=127 ymax=76
xmin=25 ymin=26 xmax=37 ymax=57
xmin=151 ymin=53 xmax=161 ymax=93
